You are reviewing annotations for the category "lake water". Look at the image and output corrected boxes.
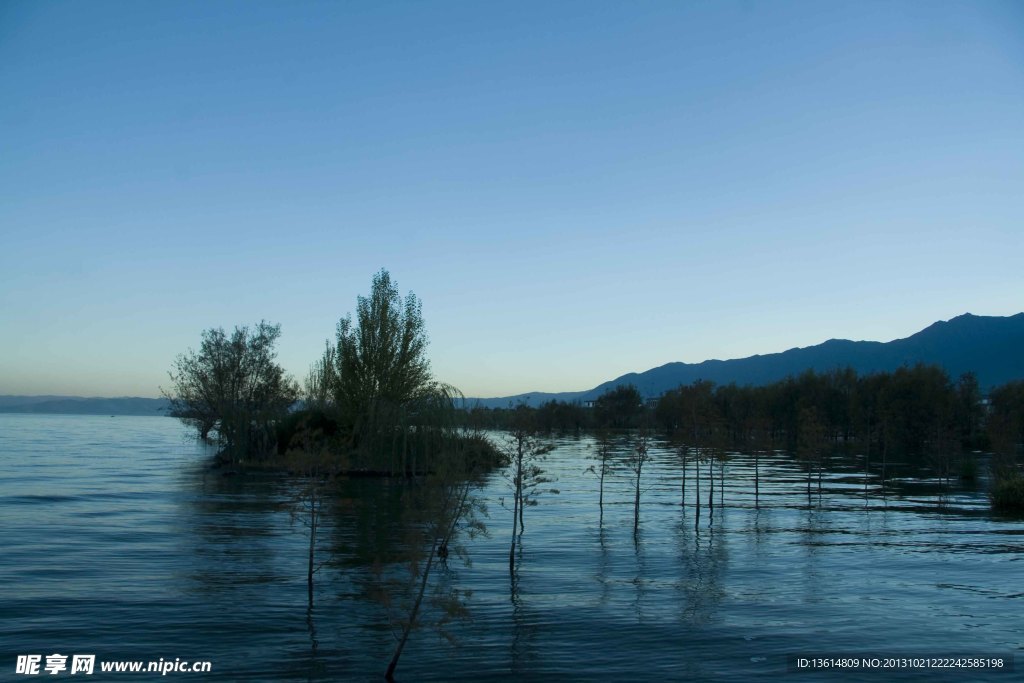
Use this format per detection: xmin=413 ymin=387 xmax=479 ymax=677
xmin=1 ymin=414 xmax=1020 ymax=681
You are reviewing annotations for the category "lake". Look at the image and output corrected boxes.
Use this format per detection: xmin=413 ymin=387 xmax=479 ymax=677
xmin=1 ymin=414 xmax=1020 ymax=681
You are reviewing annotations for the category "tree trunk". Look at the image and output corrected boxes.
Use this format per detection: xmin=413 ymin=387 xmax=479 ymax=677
xmin=307 ymin=496 xmax=318 ymax=608
xmin=754 ymin=449 xmax=760 ymax=509
xmin=633 ymin=461 xmax=642 ymax=536
xmin=694 ymin=454 xmax=701 ymax=530
xmin=881 ymin=431 xmax=888 ymax=500
xmin=708 ymin=456 xmax=714 ymax=513
xmin=681 ymin=449 xmax=687 ymax=509
xmin=719 ymin=460 xmax=724 ymax=508
xmin=864 ymin=449 xmax=870 ymax=498
xmin=518 ymin=487 xmax=525 ymax=534
xmin=509 ymin=484 xmax=519 ymax=571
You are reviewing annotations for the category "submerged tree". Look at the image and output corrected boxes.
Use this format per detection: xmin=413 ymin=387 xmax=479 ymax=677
xmin=164 ymin=321 xmax=298 ymax=460
xmin=753 ymin=417 xmax=774 ymax=509
xmin=505 ymin=409 xmax=554 ymax=571
xmin=288 ymin=451 xmax=328 ymax=609
xmin=694 ymin=443 xmax=702 ymax=530
xmin=798 ymin=406 xmax=825 ymax=498
xmin=630 ymin=431 xmax=650 ymax=537
xmin=707 ymin=436 xmax=715 ymax=515
xmin=280 ymin=412 xmax=346 ymax=643
xmin=586 ymin=430 xmax=614 ymax=525
xmin=676 ymin=441 xmax=688 ymax=509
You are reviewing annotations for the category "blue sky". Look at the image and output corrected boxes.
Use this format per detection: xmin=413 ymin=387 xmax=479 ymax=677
xmin=2 ymin=0 xmax=1022 ymax=399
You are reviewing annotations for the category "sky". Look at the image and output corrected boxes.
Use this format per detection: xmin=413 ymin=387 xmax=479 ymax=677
xmin=1 ymin=0 xmax=1022 ymax=399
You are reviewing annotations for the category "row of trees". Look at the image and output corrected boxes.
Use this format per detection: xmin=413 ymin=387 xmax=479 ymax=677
xmin=655 ymin=365 xmax=985 ymax=456
xmin=987 ymin=380 xmax=1024 ymax=511
xmin=461 ymin=367 xmax=1023 ymax=462
xmin=462 ymin=368 xmax=1023 ymax=511
xmin=458 ymin=384 xmax=643 ymax=433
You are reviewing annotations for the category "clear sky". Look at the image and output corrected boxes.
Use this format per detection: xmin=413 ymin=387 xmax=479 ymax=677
xmin=2 ymin=0 xmax=1022 ymax=399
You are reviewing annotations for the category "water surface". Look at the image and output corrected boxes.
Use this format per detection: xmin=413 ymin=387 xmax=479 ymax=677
xmin=1 ymin=415 xmax=1020 ymax=680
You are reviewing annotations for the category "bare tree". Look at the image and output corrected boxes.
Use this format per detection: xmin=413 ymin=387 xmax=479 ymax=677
xmin=679 ymin=442 xmax=688 ymax=510
xmin=798 ymin=406 xmax=825 ymax=499
xmin=629 ymin=431 xmax=650 ymax=537
xmin=585 ymin=430 xmax=614 ymax=526
xmin=694 ymin=445 xmax=702 ymax=530
xmin=285 ymin=421 xmax=334 ymax=609
xmin=504 ymin=411 xmax=554 ymax=572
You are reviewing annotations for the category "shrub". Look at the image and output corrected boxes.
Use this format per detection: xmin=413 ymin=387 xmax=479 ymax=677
xmin=276 ymin=408 xmax=344 ymax=456
xmin=991 ymin=475 xmax=1024 ymax=513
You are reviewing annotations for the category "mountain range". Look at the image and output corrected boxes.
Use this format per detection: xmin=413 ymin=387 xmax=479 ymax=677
xmin=2 ymin=312 xmax=1021 ymax=415
xmin=466 ymin=312 xmax=1024 ymax=408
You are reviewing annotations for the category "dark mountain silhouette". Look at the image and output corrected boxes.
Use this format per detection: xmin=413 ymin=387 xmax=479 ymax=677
xmin=469 ymin=312 xmax=1024 ymax=408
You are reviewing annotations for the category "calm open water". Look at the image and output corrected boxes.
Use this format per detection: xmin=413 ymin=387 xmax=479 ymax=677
xmin=1 ymin=414 xmax=1021 ymax=681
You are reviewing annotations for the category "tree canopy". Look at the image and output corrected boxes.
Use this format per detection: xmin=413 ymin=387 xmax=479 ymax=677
xmin=594 ymin=384 xmax=644 ymax=429
xmin=331 ymin=269 xmax=434 ymax=421
xmin=295 ymin=269 xmax=465 ymax=472
xmin=164 ymin=321 xmax=298 ymax=460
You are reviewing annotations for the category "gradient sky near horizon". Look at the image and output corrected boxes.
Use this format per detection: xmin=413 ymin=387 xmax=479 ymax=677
xmin=2 ymin=1 xmax=1022 ymax=399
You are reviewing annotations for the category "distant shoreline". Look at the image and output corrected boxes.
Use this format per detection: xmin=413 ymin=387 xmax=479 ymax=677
xmin=0 ymin=396 xmax=169 ymax=417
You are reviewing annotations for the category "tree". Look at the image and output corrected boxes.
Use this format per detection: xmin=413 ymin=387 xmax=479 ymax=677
xmin=988 ymin=380 xmax=1024 ymax=475
xmin=289 ymin=454 xmax=327 ymax=609
xmin=303 ymin=340 xmax=336 ymax=411
xmin=586 ymin=430 xmax=614 ymax=525
xmin=954 ymin=372 xmax=983 ymax=449
xmin=314 ymin=270 xmax=442 ymax=471
xmin=332 ymin=269 xmax=433 ymax=422
xmin=164 ymin=321 xmax=298 ymax=460
xmin=630 ymin=431 xmax=650 ymax=538
xmin=693 ymin=438 xmax=705 ymax=531
xmin=504 ymin=408 xmax=554 ymax=571
xmin=797 ymin=406 xmax=825 ymax=498
xmin=594 ymin=384 xmax=644 ymax=429
xmin=673 ymin=380 xmax=721 ymax=523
